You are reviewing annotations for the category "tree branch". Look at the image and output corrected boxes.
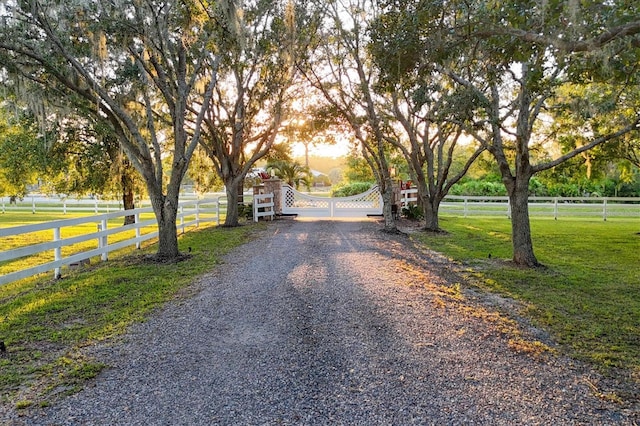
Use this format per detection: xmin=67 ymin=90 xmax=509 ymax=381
xmin=533 ymin=117 xmax=640 ymax=173
xmin=479 ymin=21 xmax=640 ymax=52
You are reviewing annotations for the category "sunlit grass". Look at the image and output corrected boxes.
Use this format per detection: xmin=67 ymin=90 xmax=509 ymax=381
xmin=413 ymin=216 xmax=640 ymax=378
xmin=0 ymin=213 xmax=160 ymax=278
xmin=0 ymin=220 xmax=261 ymax=408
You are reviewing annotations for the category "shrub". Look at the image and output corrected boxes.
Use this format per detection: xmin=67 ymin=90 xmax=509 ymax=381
xmin=239 ymin=203 xmax=253 ymax=220
xmin=331 ymin=182 xmax=373 ymax=197
xmin=528 ymin=177 xmax=547 ymax=196
xmin=450 ymin=180 xmax=507 ymax=196
xmin=402 ymin=204 xmax=423 ymax=220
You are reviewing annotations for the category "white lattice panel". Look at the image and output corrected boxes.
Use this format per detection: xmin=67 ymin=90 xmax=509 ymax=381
xmin=282 ymin=185 xmax=383 ymax=217
xmin=335 ymin=190 xmax=381 ymax=209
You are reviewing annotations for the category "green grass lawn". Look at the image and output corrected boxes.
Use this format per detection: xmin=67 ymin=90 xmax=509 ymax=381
xmin=412 ymin=216 xmax=640 ymax=379
xmin=0 ymin=217 xmax=261 ymax=409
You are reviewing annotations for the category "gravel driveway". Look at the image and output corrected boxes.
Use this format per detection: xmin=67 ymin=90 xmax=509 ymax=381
xmin=9 ymin=218 xmax=636 ymax=425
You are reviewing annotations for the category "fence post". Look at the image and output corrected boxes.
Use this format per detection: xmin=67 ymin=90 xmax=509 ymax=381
xmin=603 ymin=198 xmax=608 ymax=221
xmin=135 ymin=213 xmax=141 ymax=249
xmin=1 ymin=197 xmax=4 ymax=214
xmin=32 ymin=196 xmax=36 ymax=214
xmin=53 ymin=227 xmax=62 ymax=279
xmin=195 ymin=201 xmax=200 ymax=227
xmin=254 ymin=196 xmax=259 ymax=223
xmin=99 ymin=219 xmax=108 ymax=261
xmin=554 ymin=198 xmax=558 ymax=220
xmin=463 ymin=197 xmax=468 ymax=218
xmin=63 ymin=200 xmax=67 ymax=215
xmin=94 ymin=199 xmax=99 ymax=215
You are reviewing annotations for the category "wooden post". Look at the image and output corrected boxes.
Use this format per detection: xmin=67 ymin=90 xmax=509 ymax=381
xmin=253 ymin=184 xmax=265 ymax=222
xmin=135 ymin=213 xmax=141 ymax=249
xmin=99 ymin=219 xmax=108 ymax=261
xmin=53 ymin=227 xmax=62 ymax=279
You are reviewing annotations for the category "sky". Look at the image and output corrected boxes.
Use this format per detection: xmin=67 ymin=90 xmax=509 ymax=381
xmin=291 ymin=140 xmax=352 ymax=159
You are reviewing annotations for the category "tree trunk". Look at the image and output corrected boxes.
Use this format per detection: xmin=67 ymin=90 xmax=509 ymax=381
xmin=122 ymin=189 xmax=135 ymax=225
xmin=414 ymin=178 xmax=441 ymax=231
xmin=223 ymin=176 xmax=243 ymax=227
xmin=508 ymin=175 xmax=539 ymax=267
xmin=149 ymin=192 xmax=180 ymax=260
xmin=423 ymin=197 xmax=441 ymax=231
xmin=121 ymin=168 xmax=136 ymax=225
xmin=380 ymin=178 xmax=398 ymax=233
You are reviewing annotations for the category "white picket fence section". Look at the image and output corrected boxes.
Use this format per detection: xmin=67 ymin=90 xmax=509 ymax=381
xmin=253 ymin=193 xmax=275 ymax=222
xmin=0 ymin=198 xmax=220 ymax=286
xmin=400 ymin=188 xmax=640 ymax=220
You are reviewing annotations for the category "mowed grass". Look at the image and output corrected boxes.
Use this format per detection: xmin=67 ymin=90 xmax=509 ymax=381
xmin=413 ymin=216 xmax=640 ymax=377
xmin=0 ymin=213 xmax=261 ymax=409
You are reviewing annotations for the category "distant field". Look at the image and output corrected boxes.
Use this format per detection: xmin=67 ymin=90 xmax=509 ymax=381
xmin=0 ymin=211 xmax=98 ymax=228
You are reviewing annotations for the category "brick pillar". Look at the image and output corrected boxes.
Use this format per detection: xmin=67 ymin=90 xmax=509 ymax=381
xmin=253 ymin=184 xmax=265 ymax=196
xmin=392 ymin=180 xmax=401 ymax=218
xmin=263 ymin=178 xmax=282 ymax=215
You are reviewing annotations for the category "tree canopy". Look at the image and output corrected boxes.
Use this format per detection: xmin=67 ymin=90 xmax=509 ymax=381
xmin=198 ymin=0 xmax=307 ymax=226
xmin=0 ymin=0 xmax=638 ymax=266
xmin=0 ymin=0 xmax=221 ymax=258
xmin=369 ymin=0 xmax=640 ymax=265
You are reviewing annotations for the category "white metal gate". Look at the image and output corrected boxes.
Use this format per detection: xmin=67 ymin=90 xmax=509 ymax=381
xmin=281 ymin=185 xmax=383 ymax=218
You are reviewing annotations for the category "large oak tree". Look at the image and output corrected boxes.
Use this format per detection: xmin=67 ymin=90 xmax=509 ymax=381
xmin=0 ymin=0 xmax=220 ymax=259
xmin=372 ymin=0 xmax=640 ymax=266
xmin=198 ymin=0 xmax=303 ymax=227
xmin=304 ymin=0 xmax=399 ymax=232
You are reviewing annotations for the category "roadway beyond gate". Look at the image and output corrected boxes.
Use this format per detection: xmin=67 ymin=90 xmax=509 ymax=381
xmin=281 ymin=184 xmax=383 ymax=217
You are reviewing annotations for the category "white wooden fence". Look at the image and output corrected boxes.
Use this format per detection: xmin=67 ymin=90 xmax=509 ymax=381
xmin=281 ymin=185 xmax=383 ymax=217
xmin=0 ymin=193 xmax=229 ymax=214
xmin=0 ymin=199 xmax=220 ymax=286
xmin=400 ymin=189 xmax=640 ymax=220
xmin=253 ymin=193 xmax=275 ymax=222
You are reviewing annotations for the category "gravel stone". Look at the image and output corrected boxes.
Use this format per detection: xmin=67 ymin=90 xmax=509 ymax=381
xmin=6 ymin=218 xmax=637 ymax=425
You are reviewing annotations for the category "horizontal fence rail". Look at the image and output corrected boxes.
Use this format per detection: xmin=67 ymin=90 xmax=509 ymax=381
xmin=253 ymin=193 xmax=275 ymax=222
xmin=0 ymin=193 xmax=230 ymax=214
xmin=0 ymin=199 xmax=220 ymax=286
xmin=400 ymin=190 xmax=640 ymax=220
